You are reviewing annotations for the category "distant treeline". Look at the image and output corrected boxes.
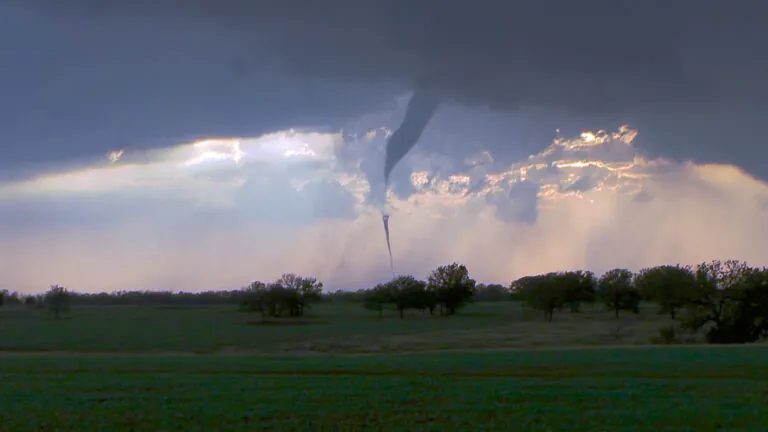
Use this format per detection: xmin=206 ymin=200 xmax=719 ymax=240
xmin=2 ymin=259 xmax=767 ymax=344
xmin=0 ymin=270 xmax=507 ymax=308
xmin=326 ymin=282 xmax=511 ymax=304
xmin=0 ymin=289 xmax=245 ymax=307
xmin=0 ymin=284 xmax=508 ymax=307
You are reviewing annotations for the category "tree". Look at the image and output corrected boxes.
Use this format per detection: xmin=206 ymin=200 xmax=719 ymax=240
xmin=635 ymin=264 xmax=697 ymax=319
xmin=242 ymin=281 xmax=270 ymax=318
xmin=362 ymin=276 xmax=434 ymax=319
xmin=597 ymin=269 xmax=639 ymax=318
xmin=0 ymin=290 xmax=22 ymax=307
xmin=363 ymin=284 xmax=393 ymax=319
xmin=278 ymin=273 xmax=324 ymax=317
xmin=512 ymin=273 xmax=567 ymax=322
xmin=561 ymin=271 xmax=597 ymax=312
xmin=242 ymin=274 xmax=324 ymax=319
xmin=44 ymin=285 xmax=70 ymax=319
xmin=389 ymin=275 xmax=430 ymax=318
xmin=264 ymin=283 xmax=293 ymax=317
xmin=427 ymin=263 xmax=477 ymax=316
xmin=681 ymin=260 xmax=768 ymax=343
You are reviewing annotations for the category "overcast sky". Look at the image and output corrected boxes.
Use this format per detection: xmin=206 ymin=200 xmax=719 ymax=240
xmin=2 ymin=1 xmax=767 ymax=292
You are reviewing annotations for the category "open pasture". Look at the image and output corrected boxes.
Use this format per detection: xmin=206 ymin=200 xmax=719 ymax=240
xmin=3 ymin=302 xmax=766 ymax=430
xmin=0 ymin=301 xmax=693 ymax=354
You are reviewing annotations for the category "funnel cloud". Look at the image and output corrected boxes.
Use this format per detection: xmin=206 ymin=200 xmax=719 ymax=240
xmin=384 ymin=89 xmax=441 ymax=184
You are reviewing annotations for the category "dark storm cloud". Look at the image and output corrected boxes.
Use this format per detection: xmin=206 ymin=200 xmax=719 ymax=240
xmin=5 ymin=0 xmax=768 ymax=177
xmin=0 ymin=1 xmax=399 ymax=171
xmin=31 ymin=0 xmax=768 ymax=108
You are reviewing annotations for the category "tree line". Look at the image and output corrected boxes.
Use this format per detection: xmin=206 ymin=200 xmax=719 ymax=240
xmin=510 ymin=260 xmax=768 ymax=344
xmin=0 ymin=287 xmax=245 ymax=308
xmin=333 ymin=259 xmax=768 ymax=344
xmin=326 ymin=282 xmax=508 ymax=304
xmin=0 ymin=273 xmax=324 ymax=320
xmin=2 ymin=259 xmax=766 ymax=344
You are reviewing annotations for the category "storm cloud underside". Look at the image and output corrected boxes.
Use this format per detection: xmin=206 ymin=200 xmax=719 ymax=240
xmin=5 ymin=0 xmax=768 ymax=178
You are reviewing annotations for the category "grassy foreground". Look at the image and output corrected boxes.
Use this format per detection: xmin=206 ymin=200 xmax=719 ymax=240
xmin=2 ymin=303 xmax=766 ymax=430
xmin=0 ymin=301 xmax=692 ymax=353
xmin=1 ymin=346 xmax=767 ymax=431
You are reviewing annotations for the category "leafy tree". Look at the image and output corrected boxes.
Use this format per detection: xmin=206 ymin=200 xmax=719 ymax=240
xmin=0 ymin=290 xmax=22 ymax=307
xmin=597 ymin=269 xmax=639 ymax=318
xmin=240 ymin=274 xmax=323 ymax=319
xmin=278 ymin=273 xmax=323 ymax=317
xmin=362 ymin=276 xmax=434 ymax=318
xmin=635 ymin=264 xmax=697 ymax=319
xmin=561 ymin=270 xmax=597 ymax=312
xmin=409 ymin=281 xmax=438 ymax=316
xmin=512 ymin=273 xmax=566 ymax=322
xmin=44 ymin=285 xmax=71 ymax=319
xmin=427 ymin=263 xmax=477 ymax=315
xmin=681 ymin=260 xmax=768 ymax=343
xmin=391 ymin=275 xmax=431 ymax=318
xmin=363 ymin=284 xmax=393 ymax=319
xmin=242 ymin=281 xmax=270 ymax=318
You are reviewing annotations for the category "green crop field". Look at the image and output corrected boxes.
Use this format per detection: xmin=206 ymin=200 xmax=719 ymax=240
xmin=1 ymin=347 xmax=767 ymax=431
xmin=2 ymin=302 xmax=767 ymax=431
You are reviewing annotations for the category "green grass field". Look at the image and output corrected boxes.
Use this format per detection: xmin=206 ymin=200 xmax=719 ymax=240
xmin=2 ymin=302 xmax=767 ymax=431
xmin=1 ymin=301 xmax=689 ymax=354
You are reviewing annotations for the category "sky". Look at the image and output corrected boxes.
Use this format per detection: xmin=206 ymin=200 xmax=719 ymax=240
xmin=1 ymin=1 xmax=768 ymax=293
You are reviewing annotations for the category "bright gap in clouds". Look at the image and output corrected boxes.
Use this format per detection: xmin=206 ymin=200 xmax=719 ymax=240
xmin=0 ymin=122 xmax=767 ymax=294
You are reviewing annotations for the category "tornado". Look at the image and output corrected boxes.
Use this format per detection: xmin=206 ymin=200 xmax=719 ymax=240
xmin=380 ymin=88 xmax=441 ymax=276
xmin=382 ymin=213 xmax=394 ymax=276
xmin=384 ymin=88 xmax=441 ymax=184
